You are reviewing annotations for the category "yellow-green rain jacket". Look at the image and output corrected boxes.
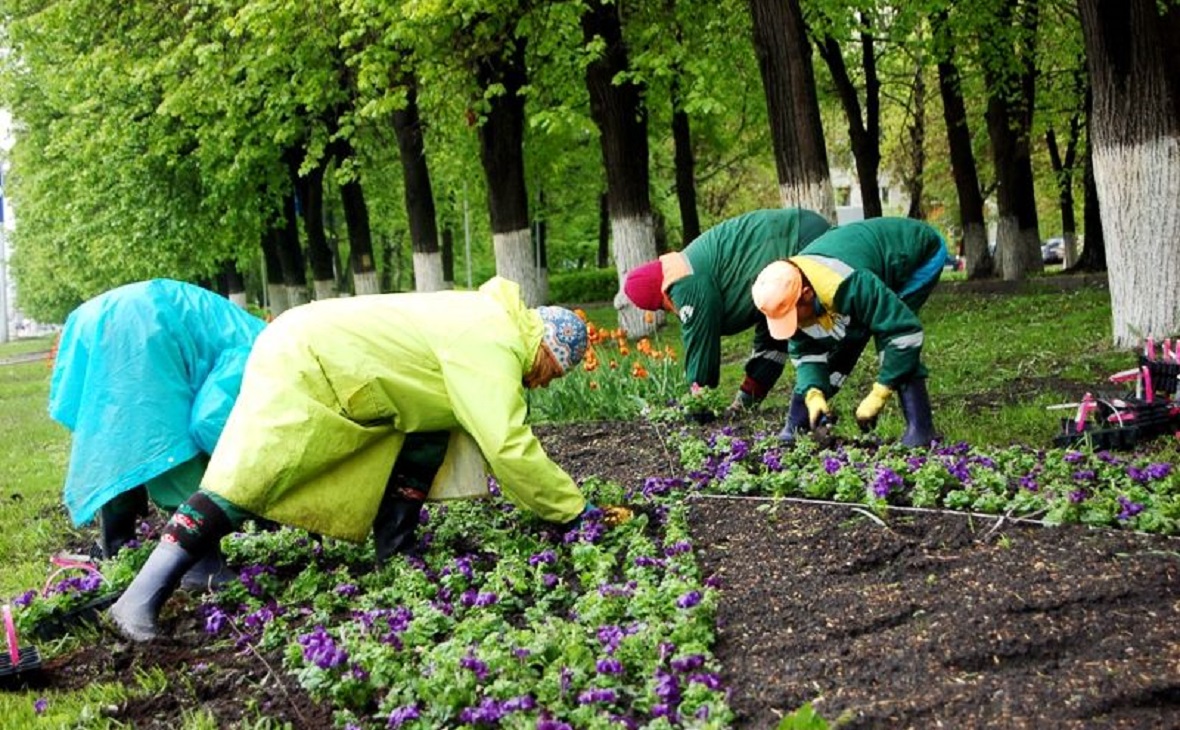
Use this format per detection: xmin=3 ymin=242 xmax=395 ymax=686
xmin=202 ymin=278 xmax=586 ymax=541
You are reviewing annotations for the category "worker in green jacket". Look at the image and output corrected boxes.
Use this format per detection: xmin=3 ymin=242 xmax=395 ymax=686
xmin=752 ymin=217 xmax=947 ymax=447
xmin=623 ymin=208 xmax=831 ymax=413
xmin=111 ymin=278 xmax=611 ymax=642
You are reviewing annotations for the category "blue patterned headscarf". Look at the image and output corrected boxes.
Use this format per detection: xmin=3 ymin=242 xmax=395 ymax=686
xmin=536 ymin=306 xmax=588 ymax=373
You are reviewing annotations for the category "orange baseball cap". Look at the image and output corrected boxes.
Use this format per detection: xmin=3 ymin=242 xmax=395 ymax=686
xmin=752 ymin=260 xmax=802 ymax=340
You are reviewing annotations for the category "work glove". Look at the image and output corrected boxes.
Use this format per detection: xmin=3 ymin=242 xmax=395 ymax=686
xmin=804 ymin=388 xmax=830 ymax=428
xmin=855 ymin=383 xmax=894 ymax=431
xmin=601 ymin=505 xmax=634 ymax=527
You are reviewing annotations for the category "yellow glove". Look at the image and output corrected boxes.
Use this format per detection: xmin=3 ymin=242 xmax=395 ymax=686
xmin=602 ymin=505 xmax=634 ymax=527
xmin=855 ymin=383 xmax=894 ymax=431
xmin=804 ymin=388 xmax=830 ymax=428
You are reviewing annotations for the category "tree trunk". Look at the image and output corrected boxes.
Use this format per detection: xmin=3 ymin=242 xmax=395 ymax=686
xmin=1078 ymin=0 xmax=1180 ymax=345
xmin=289 ymin=154 xmax=337 ymax=300
xmin=339 ymin=172 xmax=379 ymax=295
xmin=933 ymin=9 xmax=990 ymax=279
xmin=474 ymin=38 xmax=538 ymax=305
xmin=816 ymin=19 xmax=881 ymax=218
xmin=983 ymin=0 xmax=1041 ymax=281
xmin=277 ymin=191 xmax=309 ymax=307
xmin=597 ymin=192 xmax=610 ymax=269
xmin=582 ymin=0 xmax=658 ymax=336
xmin=747 ymin=0 xmax=835 ymax=220
xmin=904 ymin=64 xmax=926 ymax=220
xmin=671 ymin=74 xmax=701 ymax=243
xmin=392 ymin=74 xmax=444 ymax=293
xmin=260 ymin=222 xmax=289 ymax=317
xmin=217 ymin=261 xmax=248 ymax=309
xmin=1045 ymin=122 xmax=1079 ymax=268
xmin=1075 ymin=114 xmax=1107 ymax=272
xmin=441 ymin=225 xmax=455 ymax=289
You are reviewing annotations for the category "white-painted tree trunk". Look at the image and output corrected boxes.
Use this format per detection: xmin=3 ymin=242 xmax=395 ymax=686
xmin=1094 ymin=137 xmax=1180 ymax=345
xmin=313 ymin=278 xmax=337 ymax=301
xmin=611 ymin=213 xmax=659 ymax=338
xmin=993 ymin=216 xmax=1042 ymax=281
xmin=962 ymin=220 xmax=989 ymax=277
xmin=229 ymin=292 xmax=248 ymax=309
xmin=285 ymin=286 xmax=309 ymax=309
xmin=412 ymin=251 xmax=447 ymax=292
xmin=1062 ymin=231 xmax=1079 ymax=269
xmin=778 ymin=180 xmax=837 ymax=225
xmin=494 ymin=228 xmax=541 ymax=306
xmin=267 ymin=284 xmax=289 ymax=317
xmin=354 ymin=271 xmax=381 ymax=296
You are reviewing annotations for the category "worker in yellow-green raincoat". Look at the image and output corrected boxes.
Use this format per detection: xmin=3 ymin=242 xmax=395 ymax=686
xmin=110 ymin=277 xmax=606 ymax=642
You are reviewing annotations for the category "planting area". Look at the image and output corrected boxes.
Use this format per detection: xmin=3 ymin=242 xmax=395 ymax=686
xmin=14 ymin=414 xmax=1180 ymax=728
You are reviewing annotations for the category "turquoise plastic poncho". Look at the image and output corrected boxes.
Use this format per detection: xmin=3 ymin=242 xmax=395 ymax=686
xmin=48 ymin=280 xmax=266 ymax=526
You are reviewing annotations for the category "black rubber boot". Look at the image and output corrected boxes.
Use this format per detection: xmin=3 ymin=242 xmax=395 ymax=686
xmin=778 ymin=392 xmax=812 ymax=444
xmin=374 ymin=487 xmax=426 ymax=564
xmin=179 ymin=546 xmax=237 ymax=593
xmin=97 ymin=488 xmax=148 ymax=559
xmin=899 ymin=378 xmax=938 ymax=447
xmin=109 ymin=540 xmax=198 ymax=642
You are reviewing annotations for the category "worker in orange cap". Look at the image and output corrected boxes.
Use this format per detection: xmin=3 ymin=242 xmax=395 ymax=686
xmin=752 ymin=217 xmax=948 ymax=446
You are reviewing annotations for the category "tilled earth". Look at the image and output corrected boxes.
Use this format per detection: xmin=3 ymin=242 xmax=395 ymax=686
xmin=22 ymin=417 xmax=1180 ymax=729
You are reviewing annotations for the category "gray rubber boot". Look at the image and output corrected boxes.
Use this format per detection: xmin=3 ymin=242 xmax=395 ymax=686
xmin=899 ymin=378 xmax=939 ymax=447
xmin=179 ymin=547 xmax=237 ymax=592
xmin=109 ymin=540 xmax=197 ymax=642
xmin=778 ymin=392 xmax=812 ymax=444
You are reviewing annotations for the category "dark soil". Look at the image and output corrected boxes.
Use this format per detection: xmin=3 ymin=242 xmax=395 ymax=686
xmin=19 ymin=413 xmax=1180 ymax=729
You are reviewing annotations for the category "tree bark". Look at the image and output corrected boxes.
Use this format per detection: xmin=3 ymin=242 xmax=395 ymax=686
xmin=582 ymin=0 xmax=657 ymax=336
xmin=1078 ymin=0 xmax=1180 ymax=344
xmin=904 ymin=64 xmax=926 ymax=220
xmin=747 ymin=0 xmax=835 ymax=220
xmin=983 ymin=0 xmax=1042 ymax=281
xmin=474 ymin=37 xmax=539 ymax=304
xmin=441 ymin=225 xmax=455 ymax=289
xmin=816 ymin=16 xmax=881 ymax=218
xmin=278 ymin=191 xmax=308 ymax=307
xmin=334 ymin=138 xmax=379 ymax=295
xmin=597 ymin=192 xmax=610 ymax=269
xmin=671 ymin=74 xmax=701 ymax=244
xmin=288 ymin=153 xmax=337 ymax=300
xmin=1045 ymin=122 xmax=1079 ymax=268
xmin=392 ymin=74 xmax=443 ymax=293
xmin=933 ymin=9 xmax=990 ymax=279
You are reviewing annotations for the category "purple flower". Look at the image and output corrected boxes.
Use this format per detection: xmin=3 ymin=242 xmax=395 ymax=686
xmin=761 ymin=451 xmax=784 ymax=472
xmin=633 ymin=556 xmax=665 ymax=569
xmin=670 ymin=654 xmax=705 ymax=673
xmin=335 ymin=583 xmax=360 ymax=598
xmin=654 ymin=668 xmax=681 ymax=704
xmin=454 ymin=555 xmax=475 ymax=580
xmin=238 ymin=564 xmax=277 ymax=597
xmin=541 ymin=573 xmax=559 ymax=589
xmin=1018 ymin=474 xmax=1039 ymax=492
xmin=1117 ymin=495 xmax=1145 ymax=520
xmin=528 ymin=550 xmax=557 ymax=566
xmin=387 ymin=699 xmax=420 ymax=723
xmin=537 ymin=717 xmax=574 ymax=730
xmin=204 ymin=605 xmax=229 ymax=634
xmin=823 ymin=457 xmax=843 ymax=474
xmin=1069 ymin=489 xmax=1088 ymax=504
xmin=676 ymin=591 xmax=702 ymax=609
xmin=1064 ymin=450 xmax=1085 ymax=463
xmin=664 ymin=541 xmax=691 ymax=557
xmin=297 ymin=625 xmax=348 ymax=670
xmin=596 ymin=657 xmax=624 ymax=675
xmin=577 ymin=688 xmax=618 ymax=704
xmin=13 ymin=590 xmax=35 ymax=607
xmin=871 ymin=467 xmax=903 ymax=499
xmin=33 ymin=698 xmax=48 ymax=715
xmin=597 ymin=625 xmax=625 ymax=653
xmin=460 ymin=650 xmax=489 ymax=681
xmin=689 ymin=672 xmax=723 ymax=689
xmin=459 ymin=696 xmax=505 ymax=725
xmin=1072 ymin=469 xmax=1096 ymax=482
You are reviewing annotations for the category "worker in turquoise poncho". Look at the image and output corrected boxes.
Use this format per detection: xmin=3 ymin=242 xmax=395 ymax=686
xmin=752 ymin=217 xmax=947 ymax=447
xmin=622 ymin=208 xmax=831 ymax=414
xmin=111 ymin=277 xmax=610 ymax=641
xmin=48 ymin=279 xmax=266 ymax=588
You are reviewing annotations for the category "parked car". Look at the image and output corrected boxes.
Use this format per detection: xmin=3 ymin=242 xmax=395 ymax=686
xmin=1042 ymin=237 xmax=1065 ymax=265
